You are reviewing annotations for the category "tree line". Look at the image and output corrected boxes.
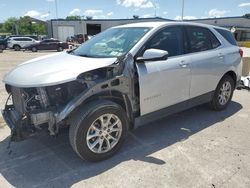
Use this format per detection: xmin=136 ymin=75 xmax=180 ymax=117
xmin=0 ymin=16 xmax=46 ymax=35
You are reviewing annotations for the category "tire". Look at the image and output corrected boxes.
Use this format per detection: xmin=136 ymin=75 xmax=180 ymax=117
xmin=69 ymin=100 xmax=129 ymax=162
xmin=31 ymin=47 xmax=37 ymax=52
xmin=14 ymin=45 xmax=21 ymax=51
xmin=57 ymin=46 xmax=63 ymax=52
xmin=210 ymin=75 xmax=235 ymax=111
xmin=0 ymin=44 xmax=4 ymax=50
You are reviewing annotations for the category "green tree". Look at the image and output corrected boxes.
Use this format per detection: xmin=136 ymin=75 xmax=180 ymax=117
xmin=66 ymin=15 xmax=81 ymax=20
xmin=32 ymin=23 xmax=46 ymax=35
xmin=18 ymin=16 xmax=33 ymax=34
xmin=244 ymin=13 xmax=250 ymax=18
xmin=1 ymin=16 xmax=46 ymax=35
xmin=0 ymin=23 xmax=4 ymax=33
xmin=2 ymin=17 xmax=18 ymax=34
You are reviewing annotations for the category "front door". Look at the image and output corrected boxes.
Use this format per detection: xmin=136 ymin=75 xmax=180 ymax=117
xmin=136 ymin=26 xmax=191 ymax=115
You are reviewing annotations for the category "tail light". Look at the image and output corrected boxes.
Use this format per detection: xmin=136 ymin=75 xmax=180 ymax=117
xmin=239 ymin=48 xmax=243 ymax=58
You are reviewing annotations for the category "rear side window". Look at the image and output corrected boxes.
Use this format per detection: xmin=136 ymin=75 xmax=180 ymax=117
xmin=210 ymin=32 xmax=221 ymax=49
xmin=21 ymin=38 xmax=32 ymax=41
xmin=186 ymin=26 xmax=221 ymax=53
xmin=146 ymin=26 xmax=184 ymax=57
xmin=215 ymin=28 xmax=237 ymax=46
xmin=186 ymin=27 xmax=212 ymax=52
xmin=43 ymin=40 xmax=56 ymax=43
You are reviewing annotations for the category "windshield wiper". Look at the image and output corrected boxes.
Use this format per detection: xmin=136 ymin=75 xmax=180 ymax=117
xmin=79 ymin=54 xmax=93 ymax=57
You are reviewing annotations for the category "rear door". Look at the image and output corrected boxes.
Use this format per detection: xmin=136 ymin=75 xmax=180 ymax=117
xmin=136 ymin=26 xmax=192 ymax=115
xmin=185 ymin=26 xmax=224 ymax=98
xmin=15 ymin=38 xmax=24 ymax=47
xmin=22 ymin=38 xmax=33 ymax=47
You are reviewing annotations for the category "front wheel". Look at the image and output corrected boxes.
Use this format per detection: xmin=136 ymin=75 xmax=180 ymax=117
xmin=14 ymin=45 xmax=21 ymax=51
xmin=57 ymin=46 xmax=63 ymax=52
xmin=69 ymin=100 xmax=129 ymax=162
xmin=210 ymin=75 xmax=235 ymax=111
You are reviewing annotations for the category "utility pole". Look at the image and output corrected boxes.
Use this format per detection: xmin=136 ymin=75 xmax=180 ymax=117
xmin=153 ymin=0 xmax=157 ymax=17
xmin=55 ymin=0 xmax=58 ymax=19
xmin=181 ymin=0 xmax=185 ymax=21
xmin=81 ymin=16 xmax=85 ymax=36
xmin=154 ymin=3 xmax=157 ymax=17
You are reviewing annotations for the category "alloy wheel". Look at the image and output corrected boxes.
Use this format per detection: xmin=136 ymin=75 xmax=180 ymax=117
xmin=86 ymin=114 xmax=122 ymax=154
xmin=218 ymin=81 xmax=232 ymax=105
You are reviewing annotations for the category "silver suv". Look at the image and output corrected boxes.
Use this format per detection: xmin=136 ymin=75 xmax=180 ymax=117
xmin=2 ymin=22 xmax=242 ymax=161
xmin=8 ymin=37 xmax=38 ymax=51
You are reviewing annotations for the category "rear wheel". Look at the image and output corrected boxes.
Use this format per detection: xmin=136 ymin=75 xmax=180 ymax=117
xmin=0 ymin=44 xmax=3 ymax=53
xmin=14 ymin=45 xmax=21 ymax=51
xmin=210 ymin=75 xmax=235 ymax=111
xmin=57 ymin=46 xmax=63 ymax=52
xmin=69 ymin=100 xmax=129 ymax=162
xmin=31 ymin=47 xmax=37 ymax=52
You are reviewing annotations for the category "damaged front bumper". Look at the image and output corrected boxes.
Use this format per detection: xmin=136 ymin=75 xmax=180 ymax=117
xmin=2 ymin=104 xmax=58 ymax=141
xmin=1 ymin=105 xmax=34 ymax=141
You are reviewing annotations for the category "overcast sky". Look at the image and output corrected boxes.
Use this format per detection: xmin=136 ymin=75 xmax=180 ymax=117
xmin=0 ymin=0 xmax=250 ymax=22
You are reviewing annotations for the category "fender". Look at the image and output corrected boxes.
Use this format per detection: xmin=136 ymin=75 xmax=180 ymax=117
xmin=55 ymin=75 xmax=134 ymax=123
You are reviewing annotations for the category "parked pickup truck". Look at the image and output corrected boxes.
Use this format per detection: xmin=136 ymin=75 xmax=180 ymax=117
xmin=2 ymin=22 xmax=242 ymax=162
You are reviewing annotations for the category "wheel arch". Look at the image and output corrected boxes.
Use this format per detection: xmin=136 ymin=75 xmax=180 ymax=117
xmin=221 ymin=70 xmax=237 ymax=88
xmin=66 ymin=90 xmax=134 ymax=127
xmin=13 ymin=44 xmax=21 ymax=49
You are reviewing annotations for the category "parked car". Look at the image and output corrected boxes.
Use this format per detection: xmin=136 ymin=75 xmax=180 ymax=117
xmin=2 ymin=22 xmax=242 ymax=162
xmin=0 ymin=44 xmax=4 ymax=53
xmin=0 ymin=38 xmax=8 ymax=50
xmin=66 ymin=34 xmax=91 ymax=44
xmin=7 ymin=35 xmax=38 ymax=41
xmin=7 ymin=37 xmax=39 ymax=51
xmin=24 ymin=39 xmax=69 ymax=52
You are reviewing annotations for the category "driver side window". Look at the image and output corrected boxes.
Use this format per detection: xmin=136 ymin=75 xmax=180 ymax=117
xmin=146 ymin=26 xmax=185 ymax=57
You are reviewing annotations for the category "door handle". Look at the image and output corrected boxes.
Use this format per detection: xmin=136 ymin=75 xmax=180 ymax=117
xmin=179 ymin=61 xmax=189 ymax=68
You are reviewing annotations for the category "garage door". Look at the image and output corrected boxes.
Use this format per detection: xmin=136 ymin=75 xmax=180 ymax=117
xmin=58 ymin=26 xmax=75 ymax=42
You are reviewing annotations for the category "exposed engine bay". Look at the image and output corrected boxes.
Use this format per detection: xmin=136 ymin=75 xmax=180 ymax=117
xmin=2 ymin=54 xmax=139 ymax=141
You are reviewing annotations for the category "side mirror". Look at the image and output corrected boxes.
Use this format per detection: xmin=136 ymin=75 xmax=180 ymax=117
xmin=136 ymin=49 xmax=168 ymax=63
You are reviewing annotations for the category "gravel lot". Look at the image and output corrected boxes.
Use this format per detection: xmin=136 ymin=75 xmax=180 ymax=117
xmin=0 ymin=50 xmax=250 ymax=188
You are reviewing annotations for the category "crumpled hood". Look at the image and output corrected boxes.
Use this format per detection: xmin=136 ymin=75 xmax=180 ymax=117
xmin=3 ymin=52 xmax=116 ymax=88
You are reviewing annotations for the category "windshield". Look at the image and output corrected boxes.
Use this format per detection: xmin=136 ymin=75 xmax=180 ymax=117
xmin=72 ymin=27 xmax=150 ymax=58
